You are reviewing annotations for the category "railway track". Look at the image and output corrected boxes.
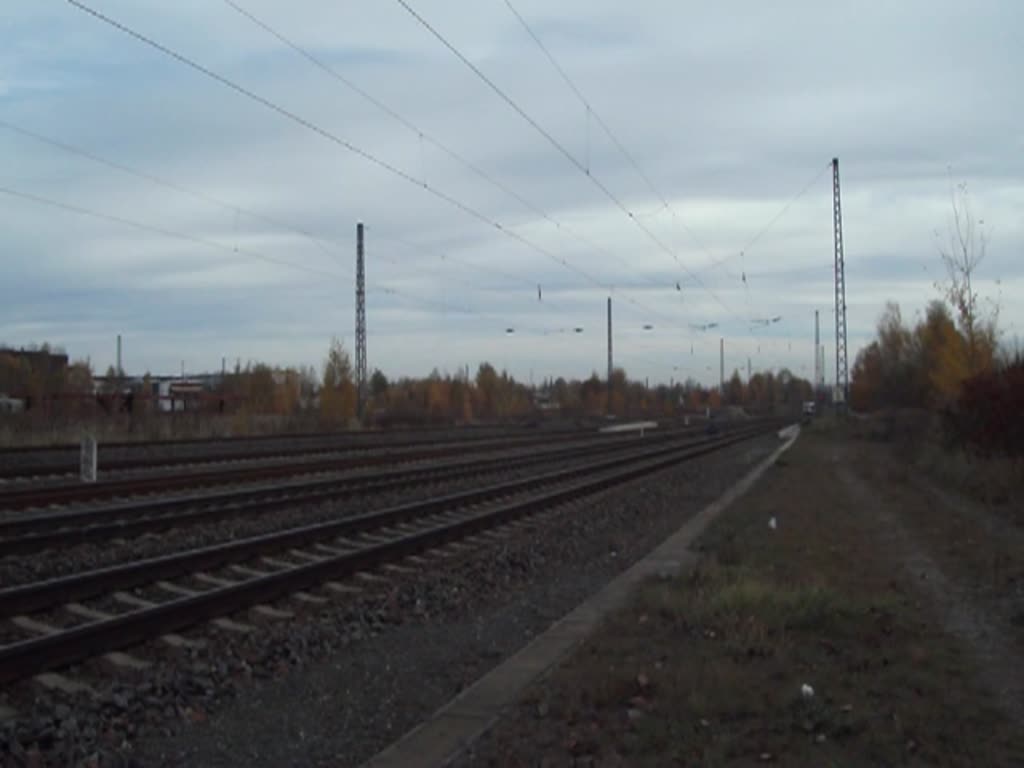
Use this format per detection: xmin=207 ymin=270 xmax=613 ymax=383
xmin=0 ymin=426 xmax=574 ymax=482
xmin=0 ymin=422 xmax=780 ymax=685
xmin=0 ymin=427 xmax=704 ymax=556
xmin=0 ymin=421 xmax=525 ymax=460
xmin=0 ymin=428 xmax=623 ymax=510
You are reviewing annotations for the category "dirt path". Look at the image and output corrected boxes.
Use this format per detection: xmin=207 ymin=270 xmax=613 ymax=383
xmin=837 ymin=455 xmax=1024 ymax=726
xmin=457 ymin=426 xmax=1024 ymax=766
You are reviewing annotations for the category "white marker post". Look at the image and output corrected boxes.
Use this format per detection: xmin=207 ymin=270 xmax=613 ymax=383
xmin=80 ymin=434 xmax=97 ymax=483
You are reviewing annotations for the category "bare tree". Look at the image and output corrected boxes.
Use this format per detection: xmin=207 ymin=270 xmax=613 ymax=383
xmin=935 ymin=174 xmax=995 ymax=375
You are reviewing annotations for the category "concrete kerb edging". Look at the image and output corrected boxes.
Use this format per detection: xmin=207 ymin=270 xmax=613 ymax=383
xmin=359 ymin=425 xmax=802 ymax=768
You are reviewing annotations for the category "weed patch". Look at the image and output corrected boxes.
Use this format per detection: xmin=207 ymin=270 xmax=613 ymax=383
xmin=466 ymin=430 xmax=1024 ymax=767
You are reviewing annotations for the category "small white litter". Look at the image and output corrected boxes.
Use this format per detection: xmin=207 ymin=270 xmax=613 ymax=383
xmin=769 ymin=516 xmax=777 ymax=530
xmin=801 ymin=683 xmax=815 ymax=699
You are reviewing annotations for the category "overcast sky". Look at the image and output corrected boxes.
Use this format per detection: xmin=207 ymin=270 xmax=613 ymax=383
xmin=2 ymin=1 xmax=1021 ymax=387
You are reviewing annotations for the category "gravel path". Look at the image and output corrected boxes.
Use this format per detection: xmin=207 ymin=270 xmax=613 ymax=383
xmin=0 ymin=434 xmax=777 ymax=767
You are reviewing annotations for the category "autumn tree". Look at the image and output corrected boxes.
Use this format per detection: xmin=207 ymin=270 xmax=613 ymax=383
xmin=580 ymin=372 xmax=605 ymax=416
xmin=370 ymin=369 xmax=389 ymax=398
xmin=626 ymin=381 xmax=649 ymax=418
xmin=298 ymin=365 xmax=318 ymax=409
xmin=706 ymin=388 xmax=722 ymax=409
xmin=914 ymin=300 xmax=968 ymax=407
xmin=475 ymin=362 xmax=499 ymax=419
xmin=62 ymin=360 xmax=91 ymax=392
xmin=725 ymin=370 xmax=744 ymax=405
xmin=686 ymin=387 xmax=703 ymax=411
xmin=320 ymin=338 xmax=356 ymax=424
xmin=851 ymin=298 xmax=996 ymax=412
xmin=424 ymin=369 xmax=448 ymax=422
xmin=551 ymin=376 xmax=581 ymax=417
xmin=0 ymin=352 xmax=28 ymax=397
xmin=272 ymin=369 xmax=303 ymax=414
xmin=851 ymin=343 xmax=883 ymax=411
xmin=746 ymin=372 xmax=777 ymax=410
xmin=448 ymin=375 xmax=473 ymax=423
xmin=935 ymin=178 xmax=997 ymax=376
xmin=100 ymin=365 xmax=120 ymax=395
xmin=875 ymin=303 xmax=922 ymax=406
xmin=608 ymin=368 xmax=627 ymax=417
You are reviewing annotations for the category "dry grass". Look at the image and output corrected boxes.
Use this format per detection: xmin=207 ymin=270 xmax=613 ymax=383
xmin=915 ymin=442 xmax=1022 ymax=509
xmin=0 ymin=412 xmax=341 ymax=447
xmin=828 ymin=409 xmax=1022 ymax=511
xmin=469 ymin=430 xmax=1024 ymax=767
xmin=521 ymin=566 xmax=986 ymax=766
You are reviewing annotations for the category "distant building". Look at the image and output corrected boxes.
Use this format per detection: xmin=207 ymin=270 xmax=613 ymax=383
xmin=0 ymin=347 xmax=69 ymax=403
xmin=93 ymin=372 xmax=225 ymax=412
xmin=532 ymin=390 xmax=559 ymax=413
xmin=0 ymin=395 xmax=25 ymax=413
xmin=0 ymin=347 xmax=69 ymax=373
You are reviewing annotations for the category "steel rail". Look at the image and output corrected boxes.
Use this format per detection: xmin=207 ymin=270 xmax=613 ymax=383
xmin=0 ymin=421 xmax=527 ymax=458
xmin=0 ymin=430 xmax=622 ymax=510
xmin=0 ymin=428 xmax=698 ymax=555
xmin=0 ymin=423 xmax=782 ymax=684
xmin=0 ymin=427 xmax=584 ymax=481
xmin=0 ymin=424 xmax=776 ymax=620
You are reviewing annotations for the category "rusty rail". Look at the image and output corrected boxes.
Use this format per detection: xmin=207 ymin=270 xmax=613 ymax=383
xmin=0 ymin=423 xmax=782 ymax=684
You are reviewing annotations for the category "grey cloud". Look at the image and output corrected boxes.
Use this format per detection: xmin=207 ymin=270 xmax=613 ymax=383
xmin=1 ymin=0 xmax=1021 ymax=386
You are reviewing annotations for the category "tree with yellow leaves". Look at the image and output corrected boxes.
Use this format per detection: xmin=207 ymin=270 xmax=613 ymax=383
xmin=320 ymin=338 xmax=357 ymax=425
xmin=915 ymin=301 xmax=968 ymax=407
xmin=935 ymin=177 xmax=997 ymax=377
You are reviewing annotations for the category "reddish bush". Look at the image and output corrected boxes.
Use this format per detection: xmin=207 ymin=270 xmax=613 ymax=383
xmin=947 ymin=361 xmax=1024 ymax=456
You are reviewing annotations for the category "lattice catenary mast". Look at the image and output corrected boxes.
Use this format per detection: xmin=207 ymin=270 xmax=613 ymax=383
xmin=355 ymin=221 xmax=367 ymax=415
xmin=606 ymin=296 xmax=613 ymax=414
xmin=814 ymin=309 xmax=822 ymax=393
xmin=832 ymin=158 xmax=849 ymax=407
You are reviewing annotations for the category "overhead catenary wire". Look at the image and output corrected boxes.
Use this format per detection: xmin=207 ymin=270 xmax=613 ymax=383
xmin=1 ymin=119 xmax=659 ymax=345
xmin=0 ymin=120 xmax=328 ymax=254
xmin=0 ymin=184 xmax=348 ymax=282
xmin=396 ymin=0 xmax=737 ymax=321
xmin=0 ymin=116 xmax=599 ymax=328
xmin=369 ymin=242 xmax=572 ymax=331
xmin=51 ymin=7 xmax=713 ymax=367
xmin=64 ymin=0 xmax=618 ymax=299
xmin=372 ymin=225 xmax=699 ymax=339
xmin=221 ymin=0 xmax=692 ymax=314
xmin=59 ymin=0 xmax=821 ymax=381
xmin=501 ymin=0 xmax=718 ymax=262
xmin=64 ymin=0 xmax=707 ymax=347
xmin=367 ymin=225 xmax=691 ymax=343
xmin=715 ymin=163 xmax=829 ymax=363
xmin=367 ymin=226 xmax=537 ymax=289
xmin=704 ymin=161 xmax=832 ymax=277
xmin=221 ymin=0 xmax=540 ymax=221
xmin=395 ymin=0 xmax=741 ymax=315
xmin=0 ymin=182 xmax=528 ymax=333
xmin=0 ymin=118 xmax=350 ymax=269
xmin=0 ymin=117 xmax=547 ymax=328
xmin=501 ymin=0 xmax=835 ymax=329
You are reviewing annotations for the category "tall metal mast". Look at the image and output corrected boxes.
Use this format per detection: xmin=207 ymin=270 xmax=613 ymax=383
xmin=814 ymin=309 xmax=821 ymax=393
xmin=832 ymin=158 xmax=849 ymax=407
xmin=355 ymin=222 xmax=367 ymax=416
xmin=606 ymin=296 xmax=613 ymax=414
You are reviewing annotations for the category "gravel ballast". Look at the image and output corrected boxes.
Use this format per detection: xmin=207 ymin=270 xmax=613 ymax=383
xmin=0 ymin=437 xmax=654 ymax=588
xmin=0 ymin=425 xmax=582 ymax=478
xmin=0 ymin=433 xmax=779 ymax=767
